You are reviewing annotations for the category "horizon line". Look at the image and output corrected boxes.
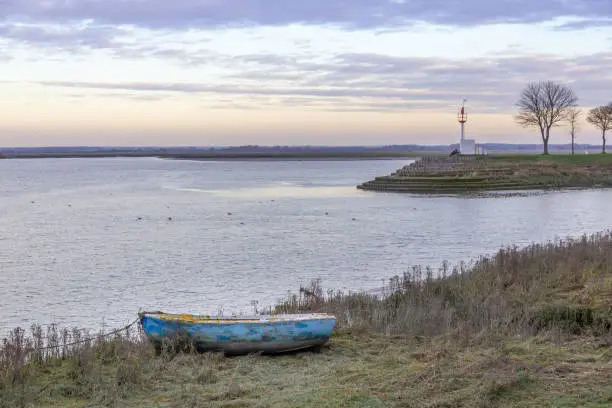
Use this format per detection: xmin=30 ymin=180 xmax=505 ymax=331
xmin=0 ymin=142 xmax=602 ymax=150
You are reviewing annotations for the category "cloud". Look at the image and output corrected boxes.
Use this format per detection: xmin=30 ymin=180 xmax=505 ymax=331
xmin=2 ymin=0 xmax=611 ymax=30
xmin=61 ymin=91 xmax=168 ymax=102
xmin=552 ymin=18 xmax=612 ymax=30
xmin=0 ymin=21 xmax=220 ymax=62
xmin=0 ymin=21 xmax=218 ymax=67
xmin=34 ymin=51 xmax=612 ymax=112
xmin=0 ymin=21 xmax=128 ymax=52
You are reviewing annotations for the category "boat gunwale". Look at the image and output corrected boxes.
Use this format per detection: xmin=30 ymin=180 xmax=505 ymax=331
xmin=139 ymin=311 xmax=336 ymax=324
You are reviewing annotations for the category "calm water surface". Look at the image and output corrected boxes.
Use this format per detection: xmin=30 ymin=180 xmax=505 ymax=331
xmin=1 ymin=157 xmax=611 ymax=333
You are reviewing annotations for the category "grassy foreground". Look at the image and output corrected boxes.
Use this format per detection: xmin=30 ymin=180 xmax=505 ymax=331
xmin=358 ymin=154 xmax=612 ymax=193
xmin=2 ymin=232 xmax=612 ymax=407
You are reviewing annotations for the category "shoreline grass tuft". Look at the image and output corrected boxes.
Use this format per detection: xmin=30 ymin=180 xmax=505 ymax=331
xmin=2 ymin=232 xmax=611 ymax=407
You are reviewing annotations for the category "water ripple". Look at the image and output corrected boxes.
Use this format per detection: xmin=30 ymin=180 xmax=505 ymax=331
xmin=1 ymin=157 xmax=611 ymax=334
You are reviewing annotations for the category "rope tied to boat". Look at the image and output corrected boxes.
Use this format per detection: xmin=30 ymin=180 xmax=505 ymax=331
xmin=31 ymin=317 xmax=141 ymax=352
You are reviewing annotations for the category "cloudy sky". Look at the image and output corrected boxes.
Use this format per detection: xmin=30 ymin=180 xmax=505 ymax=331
xmin=0 ymin=0 xmax=611 ymax=147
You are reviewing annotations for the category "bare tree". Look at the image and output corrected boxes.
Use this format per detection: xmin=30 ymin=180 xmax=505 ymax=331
xmin=587 ymin=103 xmax=612 ymax=154
xmin=515 ymin=80 xmax=578 ymax=155
xmin=567 ymin=107 xmax=582 ymax=155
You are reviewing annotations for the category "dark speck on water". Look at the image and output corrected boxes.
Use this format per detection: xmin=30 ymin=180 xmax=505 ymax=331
xmin=1 ymin=157 xmax=612 ymax=333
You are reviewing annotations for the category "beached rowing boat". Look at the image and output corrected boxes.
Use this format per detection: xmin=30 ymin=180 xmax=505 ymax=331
xmin=138 ymin=311 xmax=336 ymax=355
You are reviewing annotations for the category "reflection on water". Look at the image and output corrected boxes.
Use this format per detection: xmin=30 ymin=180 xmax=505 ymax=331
xmin=0 ymin=157 xmax=610 ymax=333
xmin=169 ymin=184 xmax=358 ymax=199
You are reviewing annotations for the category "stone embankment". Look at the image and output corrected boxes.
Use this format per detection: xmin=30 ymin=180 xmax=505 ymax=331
xmin=356 ymin=155 xmax=606 ymax=193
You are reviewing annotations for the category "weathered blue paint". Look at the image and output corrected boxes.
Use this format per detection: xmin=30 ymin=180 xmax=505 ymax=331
xmin=139 ymin=312 xmax=336 ymax=355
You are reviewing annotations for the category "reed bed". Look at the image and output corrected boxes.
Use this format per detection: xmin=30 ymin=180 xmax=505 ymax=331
xmin=1 ymin=231 xmax=611 ymax=407
xmin=272 ymin=232 xmax=612 ymax=339
xmin=0 ymin=323 xmax=148 ymax=408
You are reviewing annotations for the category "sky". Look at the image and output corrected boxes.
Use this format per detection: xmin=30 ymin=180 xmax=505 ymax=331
xmin=0 ymin=1 xmax=611 ymax=147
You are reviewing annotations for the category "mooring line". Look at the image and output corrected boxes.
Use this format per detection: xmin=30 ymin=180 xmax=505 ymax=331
xmin=31 ymin=318 xmax=141 ymax=352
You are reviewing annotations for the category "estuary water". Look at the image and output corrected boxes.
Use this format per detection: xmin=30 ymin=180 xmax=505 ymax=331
xmin=1 ymin=157 xmax=611 ymax=333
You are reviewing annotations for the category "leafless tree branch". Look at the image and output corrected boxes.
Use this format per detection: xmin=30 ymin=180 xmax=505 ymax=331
xmin=514 ymin=80 xmax=578 ymax=154
xmin=587 ymin=103 xmax=612 ymax=154
xmin=567 ymin=107 xmax=582 ymax=155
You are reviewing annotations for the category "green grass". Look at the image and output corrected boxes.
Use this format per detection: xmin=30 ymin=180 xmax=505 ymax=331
xmin=8 ymin=332 xmax=611 ymax=408
xmin=490 ymin=154 xmax=612 ymax=164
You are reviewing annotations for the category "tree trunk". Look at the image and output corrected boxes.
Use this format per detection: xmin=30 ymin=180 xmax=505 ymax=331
xmin=571 ymin=132 xmax=575 ymax=155
xmin=542 ymin=128 xmax=550 ymax=155
xmin=603 ymin=130 xmax=607 ymax=154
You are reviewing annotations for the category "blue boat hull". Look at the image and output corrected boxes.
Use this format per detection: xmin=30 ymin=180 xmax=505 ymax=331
xmin=139 ymin=312 xmax=336 ymax=355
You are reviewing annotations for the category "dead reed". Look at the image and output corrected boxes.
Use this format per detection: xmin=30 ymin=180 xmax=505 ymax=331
xmin=271 ymin=231 xmax=612 ymax=338
xmin=0 ymin=322 xmax=148 ymax=407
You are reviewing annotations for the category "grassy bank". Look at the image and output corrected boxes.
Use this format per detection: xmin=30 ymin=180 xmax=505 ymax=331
xmin=358 ymin=154 xmax=612 ymax=193
xmin=2 ymin=232 xmax=611 ymax=407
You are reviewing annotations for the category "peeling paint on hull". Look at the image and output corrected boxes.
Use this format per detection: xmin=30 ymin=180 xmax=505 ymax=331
xmin=139 ymin=312 xmax=336 ymax=355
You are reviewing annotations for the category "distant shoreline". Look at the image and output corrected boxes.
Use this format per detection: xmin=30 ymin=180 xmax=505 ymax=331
xmin=0 ymin=151 xmax=438 ymax=161
xmin=1 ymin=144 xmax=606 ymax=161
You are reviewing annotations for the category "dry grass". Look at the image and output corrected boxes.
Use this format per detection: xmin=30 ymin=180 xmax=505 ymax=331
xmin=272 ymin=232 xmax=612 ymax=339
xmin=1 ymin=231 xmax=611 ymax=407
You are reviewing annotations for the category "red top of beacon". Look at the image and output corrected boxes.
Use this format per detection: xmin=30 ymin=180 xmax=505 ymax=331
xmin=458 ymin=105 xmax=467 ymax=123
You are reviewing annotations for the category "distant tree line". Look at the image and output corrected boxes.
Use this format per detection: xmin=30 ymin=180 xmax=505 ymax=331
xmin=515 ymin=80 xmax=612 ymax=155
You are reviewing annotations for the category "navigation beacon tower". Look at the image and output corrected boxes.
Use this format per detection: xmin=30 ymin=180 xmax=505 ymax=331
xmin=457 ymin=99 xmax=476 ymax=154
